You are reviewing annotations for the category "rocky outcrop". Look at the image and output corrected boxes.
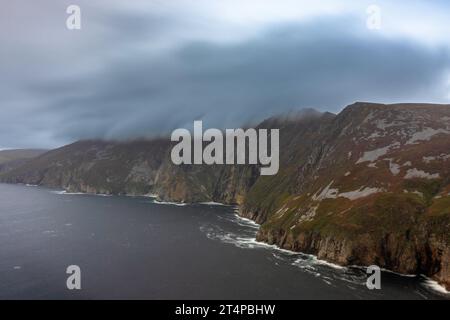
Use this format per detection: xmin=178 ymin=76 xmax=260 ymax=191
xmin=1 ymin=102 xmax=449 ymax=290
xmin=256 ymin=221 xmax=450 ymax=290
xmin=242 ymin=102 xmax=450 ymax=290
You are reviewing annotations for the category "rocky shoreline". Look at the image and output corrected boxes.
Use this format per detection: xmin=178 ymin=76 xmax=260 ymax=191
xmin=1 ymin=102 xmax=449 ymax=291
xmin=252 ymin=218 xmax=450 ymax=292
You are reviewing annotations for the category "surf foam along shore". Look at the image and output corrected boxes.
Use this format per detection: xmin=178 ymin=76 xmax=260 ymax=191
xmin=45 ymin=187 xmax=225 ymax=207
xmin=151 ymin=196 xmax=230 ymax=207
xmin=16 ymin=184 xmax=450 ymax=296
xmin=423 ymin=279 xmax=450 ymax=295
xmin=216 ymin=210 xmax=346 ymax=265
xmin=235 ymin=217 xmax=345 ymax=268
xmin=199 ymin=201 xmax=229 ymax=206
xmin=49 ymin=190 xmax=112 ymax=196
xmin=231 ymin=209 xmax=449 ymax=296
xmin=152 ymin=199 xmax=188 ymax=206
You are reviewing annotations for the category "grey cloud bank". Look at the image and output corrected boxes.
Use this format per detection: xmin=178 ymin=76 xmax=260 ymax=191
xmin=0 ymin=1 xmax=449 ymax=148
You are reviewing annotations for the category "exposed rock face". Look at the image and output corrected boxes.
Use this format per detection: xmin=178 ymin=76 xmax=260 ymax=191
xmin=0 ymin=140 xmax=169 ymax=195
xmin=1 ymin=102 xmax=449 ymax=290
xmin=245 ymin=102 xmax=450 ymax=290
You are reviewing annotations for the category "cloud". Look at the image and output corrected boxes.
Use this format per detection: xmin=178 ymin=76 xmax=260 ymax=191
xmin=0 ymin=1 xmax=449 ymax=148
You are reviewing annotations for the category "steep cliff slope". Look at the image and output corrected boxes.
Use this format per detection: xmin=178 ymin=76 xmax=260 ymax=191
xmin=0 ymin=140 xmax=170 ymax=195
xmin=1 ymin=102 xmax=449 ymax=289
xmin=241 ymin=103 xmax=450 ymax=290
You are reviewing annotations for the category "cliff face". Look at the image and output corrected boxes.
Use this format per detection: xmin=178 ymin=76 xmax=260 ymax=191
xmin=0 ymin=140 xmax=170 ymax=195
xmin=243 ymin=102 xmax=450 ymax=290
xmin=1 ymin=102 xmax=449 ymax=290
xmin=0 ymin=139 xmax=258 ymax=204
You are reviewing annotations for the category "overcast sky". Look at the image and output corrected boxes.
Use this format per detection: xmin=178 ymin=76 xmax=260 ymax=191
xmin=1 ymin=0 xmax=449 ymax=149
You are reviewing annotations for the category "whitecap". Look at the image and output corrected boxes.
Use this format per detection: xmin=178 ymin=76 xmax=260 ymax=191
xmin=422 ymin=279 xmax=450 ymax=295
xmin=232 ymin=213 xmax=260 ymax=229
xmin=153 ymin=200 xmax=187 ymax=206
xmin=199 ymin=201 xmax=227 ymax=206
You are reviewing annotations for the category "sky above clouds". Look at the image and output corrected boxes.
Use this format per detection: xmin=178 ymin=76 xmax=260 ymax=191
xmin=0 ymin=0 xmax=449 ymax=148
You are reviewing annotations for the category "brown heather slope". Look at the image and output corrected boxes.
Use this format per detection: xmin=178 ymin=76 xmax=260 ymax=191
xmin=0 ymin=149 xmax=47 ymax=174
xmin=0 ymin=149 xmax=47 ymax=165
xmin=0 ymin=140 xmax=171 ymax=195
xmin=241 ymin=102 xmax=450 ymax=290
xmin=0 ymin=102 xmax=449 ymax=289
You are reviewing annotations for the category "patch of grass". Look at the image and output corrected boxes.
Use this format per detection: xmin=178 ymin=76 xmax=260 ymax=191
xmin=403 ymin=178 xmax=443 ymax=205
xmin=428 ymin=196 xmax=450 ymax=217
xmin=284 ymin=193 xmax=427 ymax=241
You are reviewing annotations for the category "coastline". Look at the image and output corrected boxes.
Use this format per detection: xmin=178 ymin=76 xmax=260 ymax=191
xmin=231 ymin=208 xmax=450 ymax=296
xmin=4 ymin=182 xmax=450 ymax=296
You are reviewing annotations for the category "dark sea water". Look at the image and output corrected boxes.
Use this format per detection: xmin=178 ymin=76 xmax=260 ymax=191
xmin=0 ymin=183 xmax=448 ymax=300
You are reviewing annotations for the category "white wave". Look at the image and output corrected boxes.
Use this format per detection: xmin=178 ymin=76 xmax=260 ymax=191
xmin=146 ymin=193 xmax=159 ymax=198
xmin=422 ymin=279 xmax=450 ymax=295
xmin=233 ymin=212 xmax=260 ymax=229
xmin=380 ymin=267 xmax=416 ymax=278
xmin=215 ymin=212 xmax=260 ymax=229
xmin=202 ymin=213 xmax=347 ymax=273
xmin=200 ymin=221 xmax=349 ymax=280
xmin=202 ymin=210 xmax=450 ymax=296
xmin=349 ymin=264 xmax=416 ymax=278
xmin=50 ymin=190 xmax=67 ymax=195
xmin=50 ymin=190 xmax=112 ymax=196
xmin=153 ymin=200 xmax=187 ymax=206
xmin=25 ymin=184 xmax=38 ymax=187
xmin=123 ymin=193 xmax=158 ymax=198
xmin=201 ymin=223 xmax=297 ymax=255
xmin=222 ymin=213 xmax=442 ymax=283
xmin=292 ymin=255 xmax=348 ymax=274
xmin=199 ymin=201 xmax=227 ymax=206
xmin=309 ymin=257 xmax=347 ymax=270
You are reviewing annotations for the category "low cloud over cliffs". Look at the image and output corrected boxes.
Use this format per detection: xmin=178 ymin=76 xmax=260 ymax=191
xmin=1 ymin=0 xmax=449 ymax=148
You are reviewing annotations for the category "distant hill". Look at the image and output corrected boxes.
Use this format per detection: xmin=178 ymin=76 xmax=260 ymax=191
xmin=0 ymin=149 xmax=47 ymax=165
xmin=0 ymin=149 xmax=47 ymax=174
xmin=1 ymin=102 xmax=449 ymax=290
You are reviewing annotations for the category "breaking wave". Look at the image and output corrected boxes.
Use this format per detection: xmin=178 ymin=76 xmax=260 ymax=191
xmin=152 ymin=200 xmax=187 ymax=206
xmin=199 ymin=208 xmax=450 ymax=297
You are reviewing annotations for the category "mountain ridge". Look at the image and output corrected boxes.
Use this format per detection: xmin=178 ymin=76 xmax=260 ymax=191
xmin=1 ymin=102 xmax=449 ymax=290
xmin=0 ymin=149 xmax=48 ymax=174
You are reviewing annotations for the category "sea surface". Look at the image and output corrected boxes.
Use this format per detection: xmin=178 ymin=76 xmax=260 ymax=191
xmin=0 ymin=183 xmax=448 ymax=300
